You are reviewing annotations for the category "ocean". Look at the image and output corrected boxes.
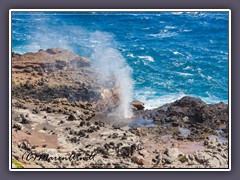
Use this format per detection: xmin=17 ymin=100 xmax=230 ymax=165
xmin=11 ymin=11 xmax=229 ymax=109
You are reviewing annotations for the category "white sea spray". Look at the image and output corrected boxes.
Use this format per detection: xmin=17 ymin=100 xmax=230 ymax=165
xmin=90 ymin=31 xmax=133 ymax=118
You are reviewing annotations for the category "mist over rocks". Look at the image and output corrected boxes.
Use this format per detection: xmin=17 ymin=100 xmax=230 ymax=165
xmin=90 ymin=31 xmax=134 ymax=118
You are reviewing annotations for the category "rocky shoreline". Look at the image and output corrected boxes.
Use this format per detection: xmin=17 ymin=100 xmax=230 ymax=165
xmin=11 ymin=48 xmax=229 ymax=169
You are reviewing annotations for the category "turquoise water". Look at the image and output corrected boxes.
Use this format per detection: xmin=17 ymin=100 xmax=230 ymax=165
xmin=12 ymin=11 xmax=229 ymax=108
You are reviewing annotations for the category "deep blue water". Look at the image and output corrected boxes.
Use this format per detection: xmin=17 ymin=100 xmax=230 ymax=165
xmin=12 ymin=11 xmax=229 ymax=108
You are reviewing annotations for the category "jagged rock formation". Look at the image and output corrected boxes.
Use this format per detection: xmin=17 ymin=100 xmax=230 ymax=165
xmin=12 ymin=48 xmax=120 ymax=112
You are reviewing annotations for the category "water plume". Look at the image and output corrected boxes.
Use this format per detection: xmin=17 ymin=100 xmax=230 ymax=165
xmin=90 ymin=31 xmax=133 ymax=118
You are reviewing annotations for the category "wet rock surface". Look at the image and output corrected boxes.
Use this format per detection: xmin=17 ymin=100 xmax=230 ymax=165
xmin=11 ymin=49 xmax=229 ymax=169
xmin=135 ymin=96 xmax=229 ymax=142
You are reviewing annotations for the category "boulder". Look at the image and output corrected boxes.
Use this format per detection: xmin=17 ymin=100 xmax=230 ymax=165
xmin=194 ymin=151 xmax=212 ymax=164
xmin=141 ymin=96 xmax=228 ymax=132
xmin=131 ymin=100 xmax=145 ymax=111
xmin=131 ymin=156 xmax=144 ymax=165
xmin=13 ymin=123 xmax=24 ymax=131
xmin=67 ymin=114 xmax=77 ymax=121
xmin=164 ymin=148 xmax=182 ymax=159
xmin=182 ymin=116 xmax=190 ymax=124
xmin=20 ymin=117 xmax=31 ymax=124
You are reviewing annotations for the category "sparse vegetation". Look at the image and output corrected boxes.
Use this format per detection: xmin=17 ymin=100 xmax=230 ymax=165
xmin=12 ymin=159 xmax=23 ymax=168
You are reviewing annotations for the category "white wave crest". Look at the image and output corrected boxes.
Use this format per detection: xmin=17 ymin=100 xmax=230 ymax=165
xmin=138 ymin=56 xmax=154 ymax=62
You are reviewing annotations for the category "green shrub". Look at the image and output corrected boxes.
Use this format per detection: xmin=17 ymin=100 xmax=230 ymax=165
xmin=178 ymin=154 xmax=188 ymax=163
xmin=12 ymin=159 xmax=23 ymax=168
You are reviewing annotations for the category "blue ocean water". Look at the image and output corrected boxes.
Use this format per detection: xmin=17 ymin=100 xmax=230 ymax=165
xmin=12 ymin=11 xmax=229 ymax=108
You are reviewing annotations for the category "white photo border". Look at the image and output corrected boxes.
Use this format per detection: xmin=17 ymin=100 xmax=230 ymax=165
xmin=9 ymin=9 xmax=231 ymax=171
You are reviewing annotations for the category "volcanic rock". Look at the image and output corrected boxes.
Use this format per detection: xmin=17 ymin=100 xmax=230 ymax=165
xmin=13 ymin=123 xmax=24 ymax=131
xmin=132 ymin=100 xmax=145 ymax=111
xmin=12 ymin=48 xmax=121 ymax=112
xmin=143 ymin=96 xmax=228 ymax=131
xmin=67 ymin=114 xmax=77 ymax=121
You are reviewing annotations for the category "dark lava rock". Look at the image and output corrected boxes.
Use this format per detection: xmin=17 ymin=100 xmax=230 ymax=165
xmin=166 ymin=116 xmax=178 ymax=123
xmin=142 ymin=96 xmax=228 ymax=130
xmin=46 ymin=106 xmax=54 ymax=113
xmin=111 ymin=133 xmax=119 ymax=139
xmin=69 ymin=137 xmax=78 ymax=143
xmin=87 ymin=126 xmax=98 ymax=133
xmin=132 ymin=100 xmax=145 ymax=111
xmin=120 ymin=146 xmax=132 ymax=158
xmin=104 ymin=143 xmax=111 ymax=150
xmin=67 ymin=114 xmax=77 ymax=121
xmin=18 ymin=141 xmax=31 ymax=151
xmin=173 ymin=96 xmax=205 ymax=107
xmin=112 ymin=124 xmax=120 ymax=129
xmin=96 ymin=147 xmax=109 ymax=156
xmin=13 ymin=123 xmax=23 ymax=131
xmin=32 ymin=107 xmax=40 ymax=114
xmin=58 ymin=120 xmax=65 ymax=125
xmin=78 ymin=130 xmax=86 ymax=137
xmin=13 ymin=102 xmax=28 ymax=109
xmin=20 ymin=117 xmax=31 ymax=124
xmin=79 ymin=121 xmax=85 ymax=127
xmin=114 ymin=164 xmax=125 ymax=168
xmin=172 ymin=121 xmax=179 ymax=127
